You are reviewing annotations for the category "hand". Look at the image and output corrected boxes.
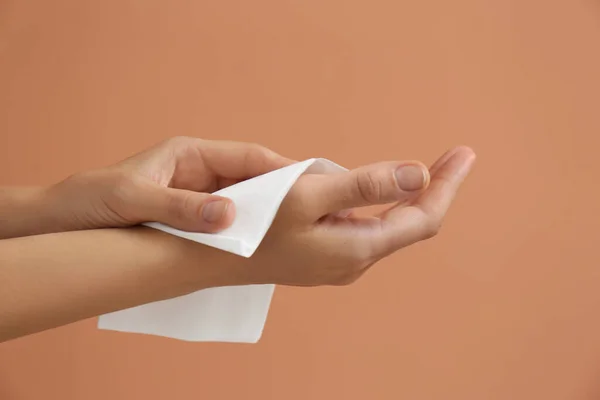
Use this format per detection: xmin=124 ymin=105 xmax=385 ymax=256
xmin=231 ymin=146 xmax=476 ymax=287
xmin=47 ymin=137 xmax=295 ymax=234
xmin=0 ymin=146 xmax=475 ymax=341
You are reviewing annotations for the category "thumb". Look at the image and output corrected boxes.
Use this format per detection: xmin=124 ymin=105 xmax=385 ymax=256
xmin=138 ymin=185 xmax=235 ymax=233
xmin=298 ymin=161 xmax=430 ymax=220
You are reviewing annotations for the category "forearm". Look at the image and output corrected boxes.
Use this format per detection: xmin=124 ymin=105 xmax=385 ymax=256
xmin=0 ymin=227 xmax=245 ymax=342
xmin=0 ymin=186 xmax=65 ymax=239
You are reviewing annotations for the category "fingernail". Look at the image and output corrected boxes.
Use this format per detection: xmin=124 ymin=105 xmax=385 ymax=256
xmin=202 ymin=200 xmax=228 ymax=223
xmin=395 ymin=165 xmax=426 ymax=191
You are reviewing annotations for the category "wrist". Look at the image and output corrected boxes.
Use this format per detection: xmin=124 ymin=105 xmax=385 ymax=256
xmin=27 ymin=179 xmax=81 ymax=236
xmin=0 ymin=186 xmax=57 ymax=239
xmin=170 ymin=232 xmax=259 ymax=291
xmin=131 ymin=227 xmax=256 ymax=296
xmin=40 ymin=172 xmax=111 ymax=234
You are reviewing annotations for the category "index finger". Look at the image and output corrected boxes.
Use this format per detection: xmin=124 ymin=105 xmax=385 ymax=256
xmin=196 ymin=139 xmax=297 ymax=179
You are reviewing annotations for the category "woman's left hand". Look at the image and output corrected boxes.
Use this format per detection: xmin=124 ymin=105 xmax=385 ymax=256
xmin=44 ymin=137 xmax=294 ymax=234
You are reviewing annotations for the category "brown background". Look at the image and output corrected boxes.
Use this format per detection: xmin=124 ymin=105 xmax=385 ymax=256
xmin=1 ymin=0 xmax=599 ymax=399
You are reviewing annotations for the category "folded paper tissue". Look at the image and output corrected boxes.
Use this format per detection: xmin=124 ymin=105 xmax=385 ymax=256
xmin=97 ymin=158 xmax=347 ymax=343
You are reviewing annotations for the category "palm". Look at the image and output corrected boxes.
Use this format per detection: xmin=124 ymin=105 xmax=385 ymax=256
xmin=317 ymin=147 xmax=474 ymax=258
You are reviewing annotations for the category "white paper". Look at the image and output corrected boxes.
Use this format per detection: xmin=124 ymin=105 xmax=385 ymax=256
xmin=97 ymin=158 xmax=347 ymax=343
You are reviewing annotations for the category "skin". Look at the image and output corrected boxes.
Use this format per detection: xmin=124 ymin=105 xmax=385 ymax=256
xmin=0 ymin=137 xmax=476 ymax=342
xmin=0 ymin=137 xmax=296 ymax=239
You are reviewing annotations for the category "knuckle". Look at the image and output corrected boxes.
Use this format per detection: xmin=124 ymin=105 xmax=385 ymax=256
xmin=166 ymin=136 xmax=187 ymax=146
xmin=355 ymin=170 xmax=382 ymax=203
xmin=166 ymin=195 xmax=183 ymax=221
xmin=168 ymin=193 xmax=194 ymax=222
xmin=243 ymin=142 xmax=270 ymax=164
xmin=166 ymin=136 xmax=202 ymax=149
xmin=320 ymin=243 xmax=373 ymax=287
xmin=331 ymin=264 xmax=367 ymax=286
xmin=244 ymin=141 xmax=267 ymax=154
xmin=250 ymin=142 xmax=277 ymax=162
xmin=332 ymin=273 xmax=361 ymax=286
xmin=341 ymin=243 xmax=375 ymax=276
xmin=247 ymin=142 xmax=267 ymax=152
xmin=421 ymin=218 xmax=442 ymax=240
xmin=352 ymin=244 xmax=375 ymax=266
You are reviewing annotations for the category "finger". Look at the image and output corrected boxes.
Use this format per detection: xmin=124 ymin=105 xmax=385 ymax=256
xmin=194 ymin=139 xmax=297 ymax=179
xmin=138 ymin=184 xmax=236 ymax=233
xmin=412 ymin=146 xmax=476 ymax=219
xmin=158 ymin=137 xmax=296 ymax=192
xmin=295 ymin=161 xmax=430 ymax=220
xmin=321 ymin=148 xmax=459 ymax=221
xmin=370 ymin=146 xmax=476 ymax=256
xmin=428 ymin=146 xmax=461 ymax=176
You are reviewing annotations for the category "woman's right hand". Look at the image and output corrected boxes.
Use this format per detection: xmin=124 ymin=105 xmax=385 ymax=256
xmin=216 ymin=146 xmax=475 ymax=288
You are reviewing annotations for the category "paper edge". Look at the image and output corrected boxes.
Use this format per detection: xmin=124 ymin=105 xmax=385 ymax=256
xmin=97 ymin=158 xmax=347 ymax=343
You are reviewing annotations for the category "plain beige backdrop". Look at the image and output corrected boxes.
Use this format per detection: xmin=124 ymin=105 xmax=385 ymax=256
xmin=1 ymin=1 xmax=600 ymax=399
